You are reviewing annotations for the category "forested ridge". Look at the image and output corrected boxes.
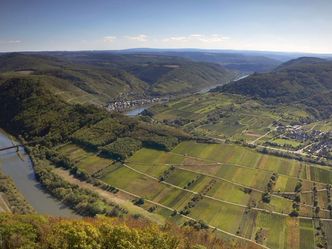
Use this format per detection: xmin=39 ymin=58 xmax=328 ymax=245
xmin=0 ymin=77 xmax=190 ymax=160
xmin=214 ymin=57 xmax=332 ymax=118
xmin=0 ymin=52 xmax=235 ymax=100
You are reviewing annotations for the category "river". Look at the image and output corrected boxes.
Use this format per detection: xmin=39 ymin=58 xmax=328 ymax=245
xmin=125 ymin=105 xmax=151 ymax=116
xmin=0 ymin=130 xmax=78 ymax=217
xmin=125 ymin=74 xmax=250 ymax=117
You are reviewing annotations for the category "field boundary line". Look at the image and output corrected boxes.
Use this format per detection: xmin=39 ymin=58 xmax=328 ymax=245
xmin=54 ymin=167 xmax=271 ymax=249
xmin=123 ymin=164 xmax=249 ymax=208
xmin=172 ymin=164 xmax=332 ymax=213
xmin=168 ymin=151 xmax=331 ymax=186
xmin=128 ymin=161 xmax=329 ymax=210
xmin=116 ymin=165 xmax=272 ymax=249
xmin=123 ymin=163 xmax=332 ymax=221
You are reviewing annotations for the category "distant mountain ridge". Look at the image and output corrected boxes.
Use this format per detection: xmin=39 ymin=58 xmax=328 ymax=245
xmin=0 ymin=52 xmax=235 ymax=102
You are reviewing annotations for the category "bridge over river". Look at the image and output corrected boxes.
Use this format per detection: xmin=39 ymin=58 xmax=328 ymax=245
xmin=0 ymin=129 xmax=78 ymax=217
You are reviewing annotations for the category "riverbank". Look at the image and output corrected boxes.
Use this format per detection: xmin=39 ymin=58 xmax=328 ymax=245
xmin=0 ymin=169 xmax=34 ymax=214
xmin=124 ymin=74 xmax=250 ymax=117
xmin=0 ymin=129 xmax=78 ymax=217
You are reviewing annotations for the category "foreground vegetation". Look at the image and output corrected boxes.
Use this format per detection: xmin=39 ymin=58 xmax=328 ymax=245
xmin=0 ymin=214 xmax=253 ymax=249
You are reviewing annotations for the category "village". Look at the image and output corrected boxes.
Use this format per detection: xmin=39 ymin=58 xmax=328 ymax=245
xmin=106 ymin=97 xmax=165 ymax=112
xmin=275 ymin=124 xmax=332 ymax=159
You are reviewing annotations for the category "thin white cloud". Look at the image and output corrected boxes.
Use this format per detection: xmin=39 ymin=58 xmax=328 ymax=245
xmin=197 ymin=34 xmax=230 ymax=43
xmin=162 ymin=34 xmax=229 ymax=44
xmin=103 ymin=36 xmax=116 ymax=43
xmin=190 ymin=34 xmax=203 ymax=37
xmin=0 ymin=40 xmax=21 ymax=44
xmin=126 ymin=34 xmax=148 ymax=42
xmin=163 ymin=36 xmax=188 ymax=42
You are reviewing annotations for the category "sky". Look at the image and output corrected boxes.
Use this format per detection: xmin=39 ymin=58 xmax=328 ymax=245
xmin=1 ymin=0 xmax=332 ymax=53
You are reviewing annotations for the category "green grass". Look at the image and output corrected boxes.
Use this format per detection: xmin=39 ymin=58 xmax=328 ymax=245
xmin=188 ymin=197 xmax=245 ymax=234
xmin=255 ymin=212 xmax=287 ymax=248
xmin=309 ymin=166 xmax=332 ymax=184
xmin=208 ymin=180 xmax=251 ymax=205
xmin=128 ymin=148 xmax=184 ymax=165
xmin=149 ymin=92 xmax=313 ymax=142
xmin=165 ymin=168 xmax=199 ymax=189
xmin=58 ymin=143 xmax=112 ymax=175
xmin=322 ymin=220 xmax=332 ymax=248
xmin=59 ymin=140 xmax=330 ymax=249
xmin=299 ymin=219 xmax=315 ymax=249
xmin=101 ymin=164 xmax=194 ymax=210
xmin=126 ymin=163 xmax=170 ymax=178
xmin=272 ymin=138 xmax=302 ymax=148
xmin=172 ymin=141 xmax=332 ymax=183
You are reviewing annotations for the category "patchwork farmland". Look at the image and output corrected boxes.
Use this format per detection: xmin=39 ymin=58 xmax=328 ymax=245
xmin=149 ymin=93 xmax=312 ymax=143
xmin=56 ymin=141 xmax=332 ymax=249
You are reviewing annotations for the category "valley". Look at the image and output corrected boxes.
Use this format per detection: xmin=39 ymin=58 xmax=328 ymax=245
xmin=0 ymin=52 xmax=331 ymax=249
xmin=1 ymin=1 xmax=332 ymax=248
xmin=36 ymin=139 xmax=332 ymax=248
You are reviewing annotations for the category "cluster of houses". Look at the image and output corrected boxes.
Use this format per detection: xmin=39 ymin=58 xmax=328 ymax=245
xmin=305 ymin=134 xmax=332 ymax=159
xmin=276 ymin=124 xmax=331 ymax=158
xmin=106 ymin=98 xmax=161 ymax=112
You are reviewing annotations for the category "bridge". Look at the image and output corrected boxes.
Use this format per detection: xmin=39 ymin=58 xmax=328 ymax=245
xmin=0 ymin=140 xmax=37 ymax=152
xmin=0 ymin=144 xmax=25 ymax=152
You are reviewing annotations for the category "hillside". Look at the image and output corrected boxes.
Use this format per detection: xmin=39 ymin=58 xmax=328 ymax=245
xmin=214 ymin=57 xmax=332 ymax=118
xmin=1 ymin=60 xmax=332 ymax=249
xmin=0 ymin=77 xmax=190 ymax=156
xmin=47 ymin=52 xmax=236 ymax=95
xmin=0 ymin=52 xmax=235 ymax=101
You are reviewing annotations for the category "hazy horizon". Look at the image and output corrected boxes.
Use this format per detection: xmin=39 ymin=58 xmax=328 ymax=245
xmin=1 ymin=0 xmax=332 ymax=53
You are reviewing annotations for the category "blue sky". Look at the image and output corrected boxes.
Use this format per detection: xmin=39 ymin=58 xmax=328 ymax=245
xmin=1 ymin=0 xmax=331 ymax=53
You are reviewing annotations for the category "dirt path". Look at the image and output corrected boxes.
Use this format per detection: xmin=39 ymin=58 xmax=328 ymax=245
xmin=250 ymin=130 xmax=272 ymax=145
xmin=295 ymin=142 xmax=314 ymax=154
xmin=123 ymin=164 xmax=250 ymax=207
xmin=53 ymin=168 xmax=166 ymax=224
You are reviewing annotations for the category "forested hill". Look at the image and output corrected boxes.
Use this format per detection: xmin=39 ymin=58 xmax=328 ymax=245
xmin=213 ymin=57 xmax=332 ymax=118
xmin=0 ymin=52 xmax=235 ymax=101
xmin=0 ymin=77 xmax=190 ymax=159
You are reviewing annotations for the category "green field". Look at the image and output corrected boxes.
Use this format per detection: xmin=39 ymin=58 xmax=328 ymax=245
xmin=271 ymin=138 xmax=302 ymax=148
xmin=149 ymin=93 xmax=312 ymax=142
xmin=58 ymin=143 xmax=112 ymax=175
xmin=55 ymin=140 xmax=332 ymax=249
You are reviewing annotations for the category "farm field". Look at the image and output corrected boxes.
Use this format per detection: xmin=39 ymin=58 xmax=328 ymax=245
xmin=58 ymin=143 xmax=113 ymax=175
xmin=55 ymin=141 xmax=332 ymax=249
xmin=270 ymin=138 xmax=302 ymax=148
xmin=149 ymin=93 xmax=311 ymax=142
xmin=173 ymin=141 xmax=332 ymax=183
xmin=303 ymin=118 xmax=332 ymax=132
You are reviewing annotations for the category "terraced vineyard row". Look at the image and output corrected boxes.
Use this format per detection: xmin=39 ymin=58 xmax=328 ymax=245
xmin=56 ymin=141 xmax=332 ymax=249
